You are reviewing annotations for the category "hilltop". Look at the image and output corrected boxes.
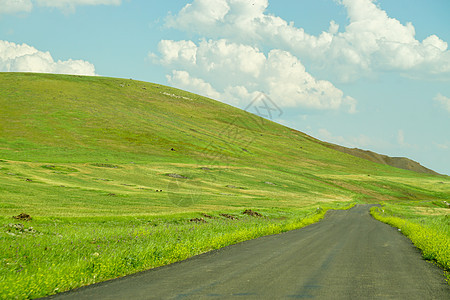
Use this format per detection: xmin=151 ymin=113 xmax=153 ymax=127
xmin=0 ymin=72 xmax=448 ymax=217
xmin=323 ymin=143 xmax=440 ymax=176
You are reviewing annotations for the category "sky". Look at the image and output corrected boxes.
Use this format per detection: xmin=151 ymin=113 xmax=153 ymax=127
xmin=1 ymin=0 xmax=449 ymax=175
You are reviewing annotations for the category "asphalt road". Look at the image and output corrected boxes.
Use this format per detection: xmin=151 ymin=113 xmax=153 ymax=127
xmin=49 ymin=205 xmax=450 ymax=299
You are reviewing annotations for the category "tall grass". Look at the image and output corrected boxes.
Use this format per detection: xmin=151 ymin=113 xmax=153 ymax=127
xmin=0 ymin=205 xmax=351 ymax=299
xmin=371 ymin=204 xmax=450 ymax=283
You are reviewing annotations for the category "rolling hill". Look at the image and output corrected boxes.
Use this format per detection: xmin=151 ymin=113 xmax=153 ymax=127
xmin=0 ymin=72 xmax=448 ymax=217
xmin=1 ymin=72 xmax=449 ymax=299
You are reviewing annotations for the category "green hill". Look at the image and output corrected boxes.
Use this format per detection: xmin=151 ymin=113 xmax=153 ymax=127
xmin=1 ymin=72 xmax=449 ymax=298
xmin=1 ymin=72 xmax=447 ymax=217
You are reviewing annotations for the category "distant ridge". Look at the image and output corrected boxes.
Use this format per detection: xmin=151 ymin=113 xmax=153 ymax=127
xmin=323 ymin=144 xmax=441 ymax=176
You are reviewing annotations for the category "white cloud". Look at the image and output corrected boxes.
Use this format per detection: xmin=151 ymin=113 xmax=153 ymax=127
xmin=36 ymin=0 xmax=121 ymax=6
xmin=397 ymin=129 xmax=405 ymax=145
xmin=317 ymin=128 xmax=389 ymax=149
xmin=318 ymin=128 xmax=348 ymax=146
xmin=0 ymin=0 xmax=32 ymax=14
xmin=0 ymin=0 xmax=121 ymax=14
xmin=153 ymin=39 xmax=356 ymax=112
xmin=167 ymin=0 xmax=450 ymax=81
xmin=36 ymin=0 xmax=121 ymax=13
xmin=264 ymin=49 xmax=356 ymax=110
xmin=167 ymin=70 xmax=221 ymax=100
xmin=396 ymin=129 xmax=412 ymax=147
xmin=0 ymin=40 xmax=96 ymax=75
xmin=434 ymin=93 xmax=450 ymax=113
xmin=318 ymin=128 xmax=419 ymax=151
xmin=434 ymin=142 xmax=449 ymax=150
xmin=221 ymin=85 xmax=259 ymax=107
xmin=157 ymin=40 xmax=197 ymax=65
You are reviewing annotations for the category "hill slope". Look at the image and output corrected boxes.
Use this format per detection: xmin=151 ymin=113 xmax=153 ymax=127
xmin=2 ymin=72 xmax=450 ymax=299
xmin=323 ymin=143 xmax=440 ymax=175
xmin=0 ymin=72 xmax=448 ymax=217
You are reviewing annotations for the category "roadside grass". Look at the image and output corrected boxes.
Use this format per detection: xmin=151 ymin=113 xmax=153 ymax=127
xmin=371 ymin=202 xmax=450 ymax=283
xmin=1 ymin=73 xmax=449 ymax=298
xmin=0 ymin=203 xmax=352 ymax=299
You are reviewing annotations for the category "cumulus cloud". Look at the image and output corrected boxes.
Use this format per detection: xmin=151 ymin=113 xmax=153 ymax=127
xmin=167 ymin=0 xmax=450 ymax=81
xmin=0 ymin=40 xmax=96 ymax=75
xmin=0 ymin=0 xmax=121 ymax=14
xmin=153 ymin=39 xmax=356 ymax=112
xmin=167 ymin=70 xmax=221 ymax=100
xmin=434 ymin=93 xmax=450 ymax=113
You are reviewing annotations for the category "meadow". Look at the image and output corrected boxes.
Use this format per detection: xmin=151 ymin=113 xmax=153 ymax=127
xmin=0 ymin=73 xmax=449 ymax=298
xmin=371 ymin=201 xmax=450 ymax=282
xmin=1 ymin=204 xmax=358 ymax=299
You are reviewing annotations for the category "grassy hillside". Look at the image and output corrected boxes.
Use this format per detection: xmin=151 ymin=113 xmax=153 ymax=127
xmin=0 ymin=72 xmax=449 ymax=298
xmin=1 ymin=72 xmax=448 ymax=216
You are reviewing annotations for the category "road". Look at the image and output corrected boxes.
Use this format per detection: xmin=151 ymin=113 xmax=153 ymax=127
xmin=49 ymin=205 xmax=450 ymax=299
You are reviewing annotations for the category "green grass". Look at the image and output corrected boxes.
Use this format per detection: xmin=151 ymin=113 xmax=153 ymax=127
xmin=0 ymin=204 xmax=353 ymax=299
xmin=371 ymin=202 xmax=450 ymax=283
xmin=0 ymin=72 xmax=449 ymax=298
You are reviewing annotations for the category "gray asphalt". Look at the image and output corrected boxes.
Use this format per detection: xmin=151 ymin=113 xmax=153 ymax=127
xmin=48 ymin=205 xmax=450 ymax=299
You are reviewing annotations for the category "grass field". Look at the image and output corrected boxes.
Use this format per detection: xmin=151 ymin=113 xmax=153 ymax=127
xmin=371 ymin=201 xmax=450 ymax=283
xmin=1 ymin=72 xmax=449 ymax=298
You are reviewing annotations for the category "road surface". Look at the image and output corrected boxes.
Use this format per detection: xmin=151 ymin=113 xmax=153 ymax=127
xmin=48 ymin=205 xmax=450 ymax=299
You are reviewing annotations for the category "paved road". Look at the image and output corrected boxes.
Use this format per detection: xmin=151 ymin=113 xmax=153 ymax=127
xmin=49 ymin=205 xmax=450 ymax=299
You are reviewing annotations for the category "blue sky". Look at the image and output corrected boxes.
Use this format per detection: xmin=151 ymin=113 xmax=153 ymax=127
xmin=1 ymin=0 xmax=449 ymax=175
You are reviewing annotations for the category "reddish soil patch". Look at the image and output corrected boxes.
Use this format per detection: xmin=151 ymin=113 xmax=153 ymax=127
xmin=220 ymin=213 xmax=238 ymax=220
xmin=189 ymin=218 xmax=206 ymax=223
xmin=242 ymin=209 xmax=263 ymax=217
xmin=202 ymin=213 xmax=214 ymax=219
xmin=13 ymin=213 xmax=32 ymax=221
